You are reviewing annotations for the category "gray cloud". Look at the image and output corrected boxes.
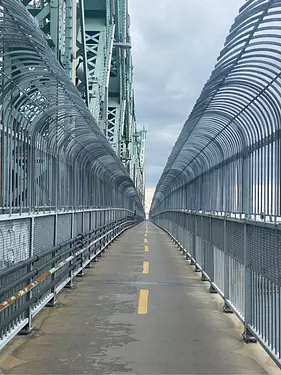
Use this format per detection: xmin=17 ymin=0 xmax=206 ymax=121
xmin=129 ymin=0 xmax=245 ymax=189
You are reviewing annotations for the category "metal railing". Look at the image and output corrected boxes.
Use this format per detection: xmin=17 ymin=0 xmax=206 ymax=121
xmin=151 ymin=210 xmax=281 ymax=368
xmin=150 ymin=0 xmax=281 ymax=220
xmin=150 ymin=1 xmax=281 ymax=368
xmin=0 ymin=208 xmax=141 ymax=351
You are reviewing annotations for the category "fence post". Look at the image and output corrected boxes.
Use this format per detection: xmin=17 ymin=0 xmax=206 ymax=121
xmin=46 ymin=213 xmax=58 ymax=306
xmin=208 ymin=216 xmax=215 ymax=281
xmin=76 ymin=210 xmax=85 ymax=277
xmin=82 ymin=210 xmax=85 ymax=232
xmin=20 ymin=216 xmax=35 ymax=334
xmin=28 ymin=216 xmax=34 ymax=329
xmin=222 ymin=219 xmax=232 ymax=311
xmin=92 ymin=210 xmax=98 ymax=262
xmin=199 ymin=215 xmax=206 ymax=276
xmin=64 ymin=212 xmax=75 ymax=289
xmin=242 ymin=222 xmax=256 ymax=342
xmin=85 ymin=210 xmax=92 ymax=267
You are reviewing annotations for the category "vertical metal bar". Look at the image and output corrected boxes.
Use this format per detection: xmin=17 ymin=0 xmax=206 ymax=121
xmin=23 ymin=216 xmax=35 ymax=332
xmin=276 ymin=286 xmax=281 ymax=359
xmin=65 ymin=211 xmax=75 ymax=289
xmin=222 ymin=219 xmax=231 ymax=311
xmin=46 ymin=212 xmax=58 ymax=306
xmin=276 ymin=137 xmax=280 ymax=217
xmin=242 ymin=223 xmax=256 ymax=342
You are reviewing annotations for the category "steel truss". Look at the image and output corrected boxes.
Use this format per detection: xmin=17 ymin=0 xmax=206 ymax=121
xmin=0 ymin=0 xmax=144 ymax=216
xmin=23 ymin=0 xmax=146 ymax=205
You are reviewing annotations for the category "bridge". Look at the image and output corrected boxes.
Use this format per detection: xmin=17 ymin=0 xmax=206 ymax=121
xmin=0 ymin=0 xmax=280 ymax=373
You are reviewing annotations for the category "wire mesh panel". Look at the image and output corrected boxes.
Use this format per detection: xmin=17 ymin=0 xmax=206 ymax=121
xmin=34 ymin=216 xmax=55 ymax=254
xmin=247 ymin=225 xmax=281 ymax=286
xmin=189 ymin=215 xmax=195 ymax=234
xmin=55 ymin=213 xmax=73 ymax=284
xmin=100 ymin=211 xmax=105 ymax=227
xmin=90 ymin=211 xmax=96 ymax=231
xmin=226 ymin=221 xmax=244 ymax=263
xmin=74 ymin=213 xmax=83 ymax=236
xmin=196 ymin=216 xmax=202 ymax=237
xmin=104 ymin=210 xmax=110 ymax=225
xmin=96 ymin=211 xmax=101 ymax=228
xmin=202 ymin=216 xmax=210 ymax=242
xmin=83 ymin=212 xmax=90 ymax=232
xmin=213 ymin=247 xmax=224 ymax=294
xmin=0 ymin=219 xmax=31 ymax=270
xmin=56 ymin=214 xmax=72 ymax=245
xmin=211 ymin=218 xmax=224 ymax=251
xmin=33 ymin=215 xmax=56 ymax=309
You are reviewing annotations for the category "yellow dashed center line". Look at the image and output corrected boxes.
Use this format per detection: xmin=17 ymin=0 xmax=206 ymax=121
xmin=144 ymin=239 xmax=147 ymax=243
xmin=143 ymin=261 xmax=149 ymax=274
xmin=144 ymin=245 xmax=149 ymax=252
xmin=138 ymin=289 xmax=149 ymax=314
xmin=144 ymin=233 xmax=147 ymax=237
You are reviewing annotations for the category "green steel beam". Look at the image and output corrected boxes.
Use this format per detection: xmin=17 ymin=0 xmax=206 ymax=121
xmin=24 ymin=0 xmax=76 ymax=81
xmin=24 ymin=0 xmax=146 ymax=204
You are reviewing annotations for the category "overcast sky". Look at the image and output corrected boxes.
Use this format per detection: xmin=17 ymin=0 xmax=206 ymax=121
xmin=128 ymin=1 xmax=246 ymax=211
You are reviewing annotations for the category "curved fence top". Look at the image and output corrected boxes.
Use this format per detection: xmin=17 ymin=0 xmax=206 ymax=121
xmin=150 ymin=0 xmax=281 ymax=217
xmin=0 ymin=0 xmax=144 ymax=214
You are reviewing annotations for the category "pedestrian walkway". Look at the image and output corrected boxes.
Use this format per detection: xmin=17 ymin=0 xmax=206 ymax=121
xmin=0 ymin=222 xmax=278 ymax=374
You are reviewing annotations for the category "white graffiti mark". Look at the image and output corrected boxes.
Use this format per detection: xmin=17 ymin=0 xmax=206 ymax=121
xmin=0 ymin=222 xmax=30 ymax=270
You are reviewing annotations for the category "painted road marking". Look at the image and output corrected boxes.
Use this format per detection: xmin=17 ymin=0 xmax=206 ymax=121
xmin=143 ymin=261 xmax=149 ymax=274
xmin=144 ymin=245 xmax=149 ymax=252
xmin=144 ymin=233 xmax=147 ymax=237
xmin=138 ymin=289 xmax=149 ymax=314
xmin=144 ymin=239 xmax=147 ymax=243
